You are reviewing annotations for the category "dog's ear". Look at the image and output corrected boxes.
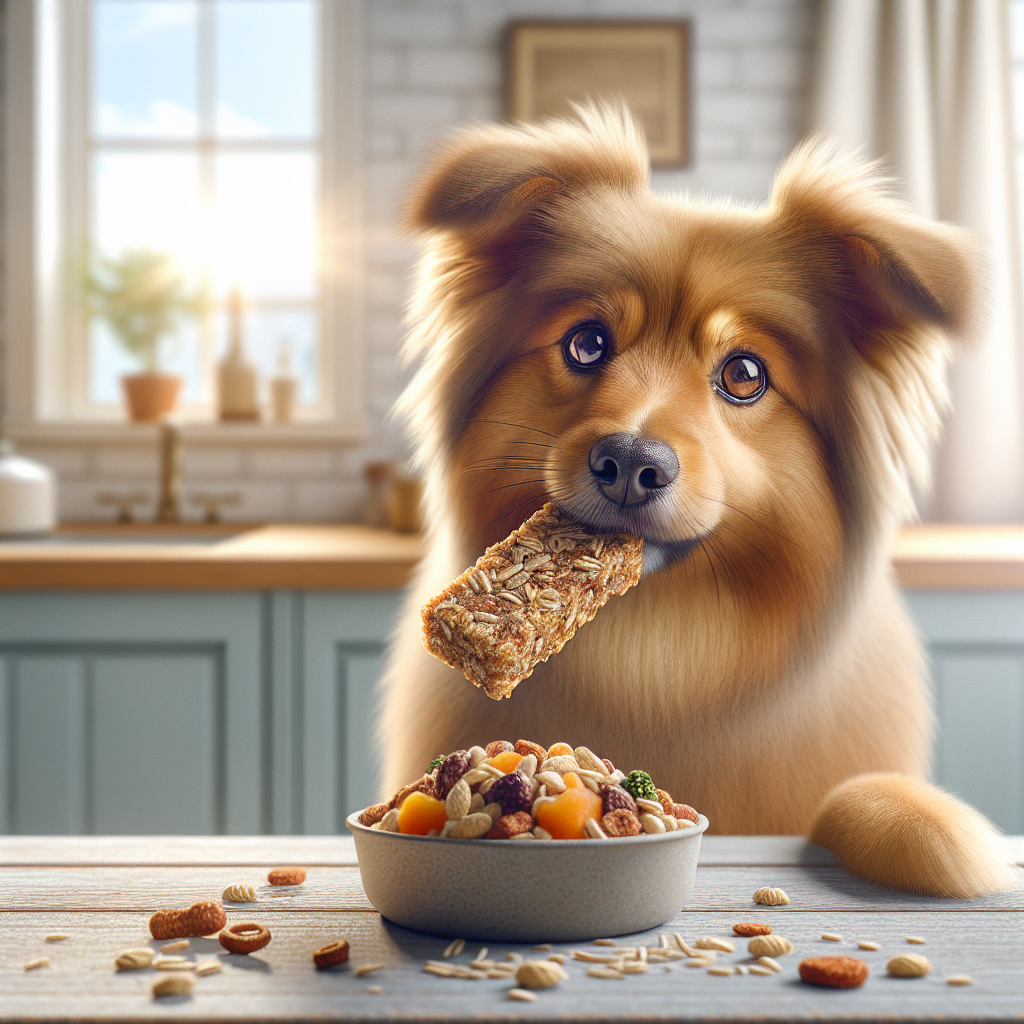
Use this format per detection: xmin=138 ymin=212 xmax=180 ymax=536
xmin=770 ymin=139 xmax=985 ymax=352
xmin=407 ymin=105 xmax=649 ymax=240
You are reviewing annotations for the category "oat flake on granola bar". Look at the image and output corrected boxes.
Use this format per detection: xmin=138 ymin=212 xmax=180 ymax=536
xmin=421 ymin=503 xmax=643 ymax=699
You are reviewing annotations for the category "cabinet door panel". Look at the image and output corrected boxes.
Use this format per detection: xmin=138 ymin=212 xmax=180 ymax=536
xmin=92 ymin=653 xmax=222 ymax=834
xmin=9 ymin=656 xmax=88 ymax=834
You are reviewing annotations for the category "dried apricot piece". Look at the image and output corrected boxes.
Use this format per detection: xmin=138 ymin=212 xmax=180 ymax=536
xmin=562 ymin=771 xmax=584 ymax=790
xmin=488 ymin=751 xmax=523 ymax=774
xmin=534 ymin=779 xmax=602 ymax=839
xmin=397 ymin=791 xmax=447 ymax=835
xmin=546 ymin=742 xmax=574 ymax=757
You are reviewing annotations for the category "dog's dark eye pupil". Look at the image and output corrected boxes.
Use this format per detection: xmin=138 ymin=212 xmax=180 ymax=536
xmin=564 ymin=325 xmax=607 ymax=368
xmin=720 ymin=355 xmax=766 ymax=401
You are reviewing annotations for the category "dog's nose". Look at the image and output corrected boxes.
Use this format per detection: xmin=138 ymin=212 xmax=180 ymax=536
xmin=588 ymin=432 xmax=679 ymax=507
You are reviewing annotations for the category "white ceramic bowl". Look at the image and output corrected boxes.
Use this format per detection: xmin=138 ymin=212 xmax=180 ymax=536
xmin=346 ymin=812 xmax=709 ymax=943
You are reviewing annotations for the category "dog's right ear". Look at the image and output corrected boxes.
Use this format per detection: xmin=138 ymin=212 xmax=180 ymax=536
xmin=406 ymin=107 xmax=649 ymax=241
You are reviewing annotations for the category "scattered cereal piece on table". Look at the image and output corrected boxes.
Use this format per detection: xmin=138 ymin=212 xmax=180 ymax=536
xmin=587 ymin=966 xmax=624 ymax=979
xmin=858 ymin=941 xmax=881 ymax=951
xmin=887 ymin=953 xmax=931 ymax=977
xmin=752 ymin=887 xmax=790 ymax=906
xmin=696 ymin=937 xmax=735 ymax=953
xmin=757 ymin=956 xmax=783 ymax=973
xmin=821 ymin=933 xmax=843 ymax=942
xmin=947 ymin=975 xmax=974 ymax=986
xmin=196 ymin=960 xmax=223 ymax=976
xmin=161 ymin=940 xmax=190 ymax=953
xmin=115 ymin=949 xmax=154 ymax=970
xmin=748 ymin=935 xmax=793 ymax=958
xmin=366 ymin=985 xmax=383 ymax=994
xmin=906 ymin=936 xmax=926 ymax=944
xmin=354 ymin=963 xmax=385 ymax=976
xmin=799 ymin=956 xmax=869 ymax=989
xmin=152 ymin=974 xmax=194 ymax=998
xmin=222 ymin=883 xmax=257 ymax=902
xmin=509 ymin=988 xmax=539 ymax=1002
xmin=44 ymin=934 xmax=69 ymax=942
xmin=313 ymin=939 xmax=350 ymax=969
xmin=267 ymin=867 xmax=306 ymax=886
xmin=708 ymin=966 xmax=734 ymax=976
xmin=516 ymin=960 xmax=568 ymax=989
xmin=733 ymin=923 xmax=771 ymax=937
xmin=23 ymin=957 xmax=49 ymax=971
xmin=218 ymin=922 xmax=272 ymax=954
xmin=149 ymin=900 xmax=226 ymax=940
xmin=443 ymin=938 xmax=465 ymax=958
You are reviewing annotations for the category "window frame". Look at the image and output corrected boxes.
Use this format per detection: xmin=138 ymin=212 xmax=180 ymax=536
xmin=4 ymin=0 xmax=366 ymax=446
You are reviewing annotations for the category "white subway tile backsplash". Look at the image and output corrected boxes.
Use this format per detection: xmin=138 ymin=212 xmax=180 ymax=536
xmin=94 ymin=447 xmax=159 ymax=479
xmin=248 ymin=447 xmax=337 ymax=479
xmin=183 ymin=448 xmax=245 ymax=479
xmin=19 ymin=446 xmax=93 ymax=479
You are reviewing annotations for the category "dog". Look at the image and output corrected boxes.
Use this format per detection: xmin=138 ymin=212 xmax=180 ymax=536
xmin=379 ymin=107 xmax=1015 ymax=898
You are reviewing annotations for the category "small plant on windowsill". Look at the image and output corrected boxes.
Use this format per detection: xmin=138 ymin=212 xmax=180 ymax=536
xmin=85 ymin=247 xmax=209 ymax=423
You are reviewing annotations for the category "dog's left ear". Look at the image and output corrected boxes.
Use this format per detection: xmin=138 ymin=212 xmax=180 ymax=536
xmin=770 ymin=139 xmax=985 ymax=352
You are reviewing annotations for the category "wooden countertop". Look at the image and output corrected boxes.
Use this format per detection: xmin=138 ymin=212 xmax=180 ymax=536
xmin=0 ymin=522 xmax=1021 ymax=590
xmin=2 ymin=835 xmax=1022 ymax=1022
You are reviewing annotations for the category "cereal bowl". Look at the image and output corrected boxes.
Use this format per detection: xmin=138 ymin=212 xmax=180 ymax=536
xmin=346 ymin=812 xmax=709 ymax=942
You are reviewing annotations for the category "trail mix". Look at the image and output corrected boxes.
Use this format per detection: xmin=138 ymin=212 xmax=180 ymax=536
xmin=357 ymin=740 xmax=700 ymax=840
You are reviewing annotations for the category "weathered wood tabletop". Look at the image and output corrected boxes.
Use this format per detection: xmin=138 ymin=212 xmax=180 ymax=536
xmin=2 ymin=835 xmax=1023 ymax=1022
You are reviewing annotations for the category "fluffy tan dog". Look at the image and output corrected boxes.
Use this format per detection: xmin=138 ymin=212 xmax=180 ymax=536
xmin=380 ymin=107 xmax=1015 ymax=898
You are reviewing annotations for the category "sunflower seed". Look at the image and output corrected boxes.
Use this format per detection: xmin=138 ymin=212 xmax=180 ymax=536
xmin=473 ymin=611 xmax=500 ymax=623
xmin=23 ymin=958 xmax=49 ymax=971
xmin=509 ymin=988 xmax=538 ymax=1002
xmin=443 ymin=939 xmax=465 ymax=959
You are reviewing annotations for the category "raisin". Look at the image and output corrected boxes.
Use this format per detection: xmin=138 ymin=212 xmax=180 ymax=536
xmin=434 ymin=750 xmax=471 ymax=800
xmin=599 ymin=783 xmax=638 ymax=816
xmin=487 ymin=771 xmax=532 ymax=816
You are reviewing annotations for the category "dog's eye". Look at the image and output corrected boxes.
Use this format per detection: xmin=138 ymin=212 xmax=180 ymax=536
xmin=562 ymin=322 xmax=609 ymax=370
xmin=716 ymin=354 xmax=767 ymax=403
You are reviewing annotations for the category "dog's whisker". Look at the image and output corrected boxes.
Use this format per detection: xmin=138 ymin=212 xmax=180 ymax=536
xmin=482 ymin=490 xmax=549 ymax=528
xmin=462 ymin=417 xmax=559 ymax=440
xmin=471 ymin=478 xmax=548 ymax=501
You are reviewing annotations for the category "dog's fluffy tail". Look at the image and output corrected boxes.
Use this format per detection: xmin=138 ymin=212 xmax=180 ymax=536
xmin=808 ymin=773 xmax=1017 ymax=897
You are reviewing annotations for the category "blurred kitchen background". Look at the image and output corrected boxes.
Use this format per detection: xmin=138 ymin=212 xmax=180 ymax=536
xmin=0 ymin=0 xmax=1022 ymax=837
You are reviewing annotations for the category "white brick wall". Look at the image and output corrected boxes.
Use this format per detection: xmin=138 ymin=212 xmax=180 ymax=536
xmin=14 ymin=0 xmax=814 ymax=524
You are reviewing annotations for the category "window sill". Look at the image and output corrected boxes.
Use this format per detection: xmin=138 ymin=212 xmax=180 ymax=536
xmin=7 ymin=419 xmax=368 ymax=448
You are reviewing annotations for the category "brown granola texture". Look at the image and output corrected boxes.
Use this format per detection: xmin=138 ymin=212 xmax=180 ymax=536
xmin=421 ymin=503 xmax=643 ymax=700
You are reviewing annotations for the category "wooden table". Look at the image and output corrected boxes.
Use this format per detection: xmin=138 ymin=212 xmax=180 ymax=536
xmin=2 ymin=836 xmax=1023 ymax=1021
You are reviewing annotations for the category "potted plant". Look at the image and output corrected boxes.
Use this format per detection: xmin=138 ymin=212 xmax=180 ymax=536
xmin=85 ymin=248 xmax=208 ymax=422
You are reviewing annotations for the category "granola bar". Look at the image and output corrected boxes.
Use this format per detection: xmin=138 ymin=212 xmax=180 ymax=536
xmin=421 ymin=503 xmax=643 ymax=699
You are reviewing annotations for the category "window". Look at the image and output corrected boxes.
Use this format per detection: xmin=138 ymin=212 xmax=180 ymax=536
xmin=5 ymin=0 xmax=363 ymax=439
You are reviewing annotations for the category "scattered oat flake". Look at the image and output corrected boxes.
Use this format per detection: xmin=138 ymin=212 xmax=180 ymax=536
xmin=593 ymin=939 xmax=616 ymax=946
xmin=44 ymin=934 xmax=69 ymax=942
xmin=443 ymin=938 xmax=465 ymax=958
xmin=548 ymin=953 xmax=569 ymax=964
xmin=748 ymin=964 xmax=775 ymax=976
xmin=947 ymin=974 xmax=974 ymax=986
xmin=708 ymin=966 xmax=734 ymax=976
xmin=587 ymin=966 xmax=623 ymax=979
xmin=196 ymin=960 xmax=222 ymax=976
xmin=509 ymin=988 xmax=538 ymax=1002
xmin=758 ymin=956 xmax=783 ymax=972
xmin=366 ymin=985 xmax=383 ymax=995
xmin=858 ymin=941 xmax=881 ymax=951
xmin=906 ymin=936 xmax=926 ymax=944
xmin=23 ymin=957 xmax=49 ymax=971
xmin=161 ymin=940 xmax=190 ymax=953
xmin=354 ymin=963 xmax=385 ymax=976
xmin=532 ymin=944 xmax=552 ymax=952
xmin=822 ymin=933 xmax=843 ymax=942
xmin=506 ymin=952 xmax=524 ymax=962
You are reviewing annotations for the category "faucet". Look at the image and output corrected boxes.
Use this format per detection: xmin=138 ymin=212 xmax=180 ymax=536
xmin=155 ymin=419 xmax=183 ymax=522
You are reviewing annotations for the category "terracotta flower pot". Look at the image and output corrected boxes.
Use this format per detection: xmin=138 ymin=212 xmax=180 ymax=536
xmin=121 ymin=374 xmax=183 ymax=423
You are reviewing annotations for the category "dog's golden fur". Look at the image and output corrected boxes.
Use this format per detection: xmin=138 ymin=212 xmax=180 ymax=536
xmin=380 ymin=108 xmax=1015 ymax=898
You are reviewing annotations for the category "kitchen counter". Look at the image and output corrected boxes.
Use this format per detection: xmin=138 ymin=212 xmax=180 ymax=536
xmin=0 ymin=522 xmax=1021 ymax=590
xmin=2 ymin=834 xmax=1022 ymax=1022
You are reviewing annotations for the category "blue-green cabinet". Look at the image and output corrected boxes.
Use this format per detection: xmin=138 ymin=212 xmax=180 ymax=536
xmin=1 ymin=588 xmax=1022 ymax=835
xmin=0 ymin=590 xmax=402 ymax=836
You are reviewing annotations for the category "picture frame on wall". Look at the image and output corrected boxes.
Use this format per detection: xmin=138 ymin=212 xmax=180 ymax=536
xmin=505 ymin=21 xmax=691 ymax=168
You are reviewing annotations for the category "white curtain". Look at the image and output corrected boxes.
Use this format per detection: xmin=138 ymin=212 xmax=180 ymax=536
xmin=809 ymin=0 xmax=1024 ymax=522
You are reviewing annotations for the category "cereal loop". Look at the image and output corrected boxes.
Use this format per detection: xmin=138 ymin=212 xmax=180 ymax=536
xmin=268 ymin=866 xmax=306 ymax=886
xmin=313 ymin=938 xmax=350 ymax=969
xmin=218 ymin=922 xmax=272 ymax=955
